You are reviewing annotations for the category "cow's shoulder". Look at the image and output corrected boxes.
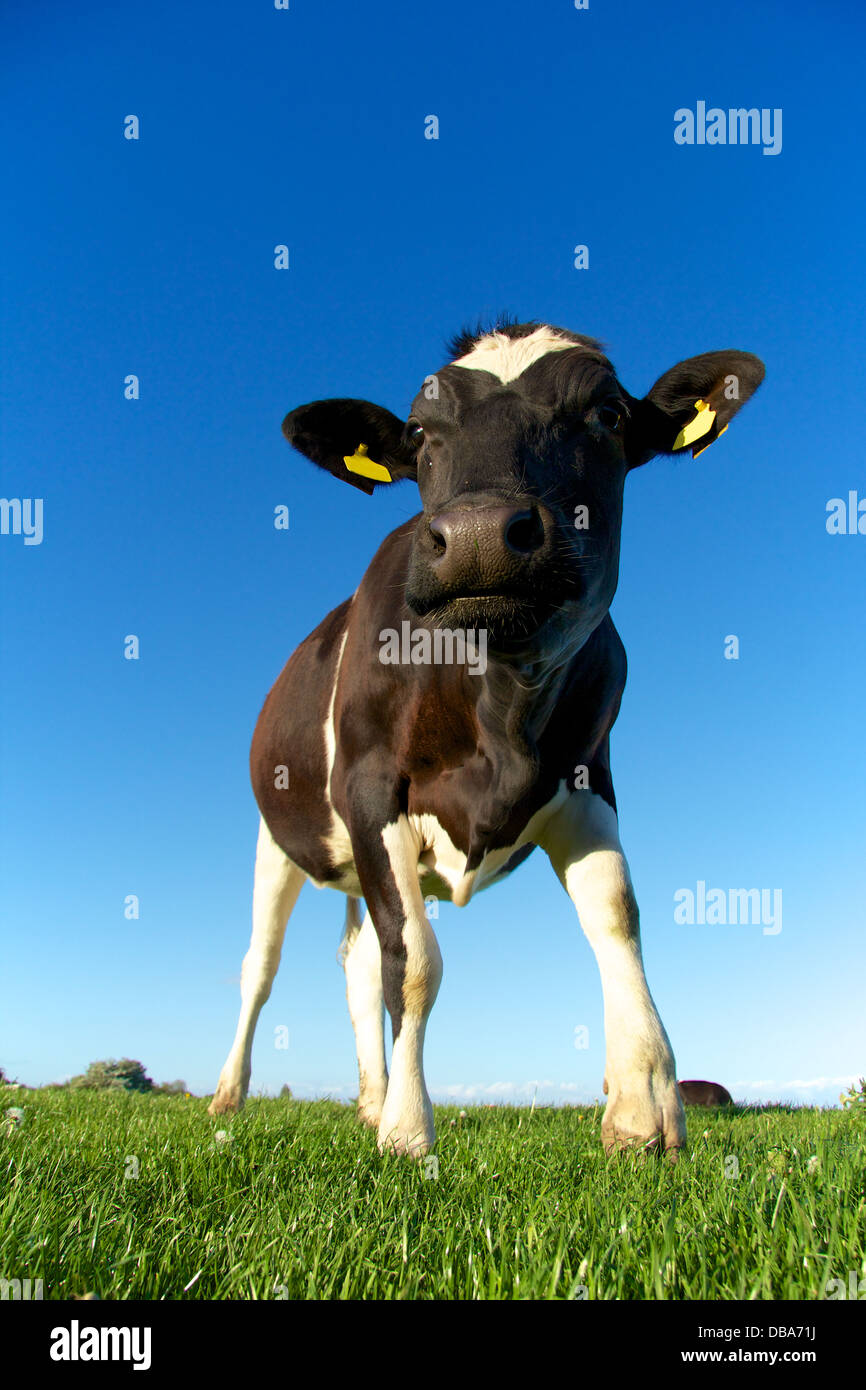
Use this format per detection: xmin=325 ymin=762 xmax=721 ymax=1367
xmin=250 ymin=594 xmax=354 ymax=867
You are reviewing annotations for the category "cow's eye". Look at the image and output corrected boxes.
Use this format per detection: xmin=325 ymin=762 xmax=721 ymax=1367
xmin=407 ymin=422 xmax=425 ymax=448
xmin=598 ymin=401 xmax=624 ymax=433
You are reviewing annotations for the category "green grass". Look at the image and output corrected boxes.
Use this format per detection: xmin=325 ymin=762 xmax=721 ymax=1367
xmin=1 ymin=1089 xmax=863 ymax=1300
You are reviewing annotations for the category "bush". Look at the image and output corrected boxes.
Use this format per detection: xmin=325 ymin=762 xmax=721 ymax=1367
xmin=70 ymin=1058 xmax=154 ymax=1093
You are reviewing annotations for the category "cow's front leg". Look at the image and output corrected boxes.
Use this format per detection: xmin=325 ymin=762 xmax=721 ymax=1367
xmin=350 ymin=808 xmax=442 ymax=1157
xmin=540 ymin=790 xmax=686 ymax=1156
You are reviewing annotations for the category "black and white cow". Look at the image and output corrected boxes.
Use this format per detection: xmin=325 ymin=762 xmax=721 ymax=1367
xmin=209 ymin=320 xmax=764 ymax=1157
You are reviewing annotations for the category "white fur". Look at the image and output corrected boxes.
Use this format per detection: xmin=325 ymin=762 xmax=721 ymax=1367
xmin=376 ymin=818 xmax=443 ymax=1156
xmin=411 ymin=786 xmax=569 ymax=907
xmin=538 ymin=791 xmax=685 ymax=1152
xmin=451 ymin=325 xmax=582 ymax=383
xmin=319 ymin=628 xmax=364 ymax=894
xmin=209 ymin=817 xmax=305 ymax=1114
xmin=341 ymin=904 xmax=388 ymax=1127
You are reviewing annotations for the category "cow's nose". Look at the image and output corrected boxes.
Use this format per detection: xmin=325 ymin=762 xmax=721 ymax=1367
xmin=430 ymin=505 xmax=544 ymax=556
xmin=427 ymin=504 xmax=546 ymax=588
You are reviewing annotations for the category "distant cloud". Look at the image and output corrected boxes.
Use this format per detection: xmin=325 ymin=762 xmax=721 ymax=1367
xmin=258 ymin=1075 xmax=860 ymax=1108
xmin=731 ymin=1075 xmax=859 ymax=1104
xmin=431 ymin=1080 xmax=602 ymax=1104
xmin=266 ymin=1082 xmax=355 ymax=1100
xmin=259 ymin=1079 xmax=604 ymax=1105
xmin=733 ymin=1075 xmax=858 ymax=1090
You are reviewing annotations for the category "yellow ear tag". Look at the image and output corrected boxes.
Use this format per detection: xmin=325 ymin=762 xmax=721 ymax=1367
xmin=342 ymin=442 xmax=392 ymax=483
xmin=692 ymin=423 xmax=727 ymax=459
xmin=672 ymin=399 xmax=717 ymax=452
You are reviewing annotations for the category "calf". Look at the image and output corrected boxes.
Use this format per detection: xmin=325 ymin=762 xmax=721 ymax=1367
xmin=678 ymin=1080 xmax=733 ymax=1107
xmin=209 ymin=319 xmax=764 ymax=1157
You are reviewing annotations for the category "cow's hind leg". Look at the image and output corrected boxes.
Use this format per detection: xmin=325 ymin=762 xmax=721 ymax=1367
xmin=540 ymin=791 xmax=686 ymax=1157
xmin=209 ymin=817 xmax=305 ymax=1115
xmin=339 ymin=899 xmax=388 ymax=1129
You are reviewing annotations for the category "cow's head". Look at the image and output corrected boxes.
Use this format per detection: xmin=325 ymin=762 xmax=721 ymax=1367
xmin=283 ymin=321 xmax=764 ymax=656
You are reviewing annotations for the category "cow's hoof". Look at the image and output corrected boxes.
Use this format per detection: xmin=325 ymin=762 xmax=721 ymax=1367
xmin=356 ymin=1100 xmax=383 ymax=1130
xmin=376 ymin=1122 xmax=435 ymax=1158
xmin=208 ymin=1082 xmax=245 ymax=1116
xmin=601 ymin=1079 xmax=686 ymax=1159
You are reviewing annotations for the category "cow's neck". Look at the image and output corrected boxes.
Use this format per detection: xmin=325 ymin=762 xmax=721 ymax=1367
xmin=465 ymin=652 xmax=571 ymax=867
xmin=476 ymin=653 xmax=567 ymax=750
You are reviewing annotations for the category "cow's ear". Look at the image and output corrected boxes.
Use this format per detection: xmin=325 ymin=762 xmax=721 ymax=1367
xmin=627 ymin=350 xmax=765 ymax=469
xmin=282 ymin=398 xmax=418 ymax=495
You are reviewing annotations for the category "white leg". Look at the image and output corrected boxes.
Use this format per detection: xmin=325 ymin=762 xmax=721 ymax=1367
xmin=340 ymin=900 xmax=388 ymax=1128
xmin=539 ymin=791 xmax=686 ymax=1155
xmin=374 ymin=818 xmax=443 ymax=1157
xmin=209 ymin=817 xmax=305 ymax=1115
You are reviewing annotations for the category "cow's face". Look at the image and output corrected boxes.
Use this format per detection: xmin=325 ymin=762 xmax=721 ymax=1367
xmin=283 ymin=322 xmax=764 ymax=657
xmin=402 ymin=329 xmax=632 ymax=654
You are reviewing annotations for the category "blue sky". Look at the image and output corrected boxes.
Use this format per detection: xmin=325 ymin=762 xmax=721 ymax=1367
xmin=1 ymin=0 xmax=863 ymax=1109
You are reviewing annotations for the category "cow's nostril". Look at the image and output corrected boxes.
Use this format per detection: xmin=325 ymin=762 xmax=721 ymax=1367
xmin=504 ymin=508 xmax=544 ymax=555
xmin=428 ymin=518 xmax=448 ymax=555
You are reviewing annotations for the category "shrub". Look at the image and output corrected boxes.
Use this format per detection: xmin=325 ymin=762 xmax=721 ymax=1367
xmin=70 ymin=1058 xmax=154 ymax=1093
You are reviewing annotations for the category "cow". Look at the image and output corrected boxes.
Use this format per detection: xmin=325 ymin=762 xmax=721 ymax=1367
xmin=678 ymin=1080 xmax=733 ymax=1107
xmin=208 ymin=318 xmax=764 ymax=1159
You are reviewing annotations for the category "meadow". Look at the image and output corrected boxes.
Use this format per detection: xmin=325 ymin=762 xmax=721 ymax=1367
xmin=1 ymin=1089 xmax=863 ymax=1301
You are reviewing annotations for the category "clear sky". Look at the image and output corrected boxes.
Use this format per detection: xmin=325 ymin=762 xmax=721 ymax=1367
xmin=2 ymin=0 xmax=863 ymax=1109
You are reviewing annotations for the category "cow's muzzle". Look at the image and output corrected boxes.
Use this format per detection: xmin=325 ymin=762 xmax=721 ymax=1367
xmin=422 ymin=498 xmax=553 ymax=594
xmin=405 ymin=496 xmax=568 ymax=644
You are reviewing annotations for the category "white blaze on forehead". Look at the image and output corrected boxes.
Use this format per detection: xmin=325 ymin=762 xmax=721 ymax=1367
xmin=451 ymin=325 xmax=585 ymax=383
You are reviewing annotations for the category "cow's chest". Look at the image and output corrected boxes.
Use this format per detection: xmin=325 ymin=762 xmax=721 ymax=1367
xmin=411 ymin=784 xmax=567 ymax=905
xmin=321 ymin=773 xmax=568 ymax=907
